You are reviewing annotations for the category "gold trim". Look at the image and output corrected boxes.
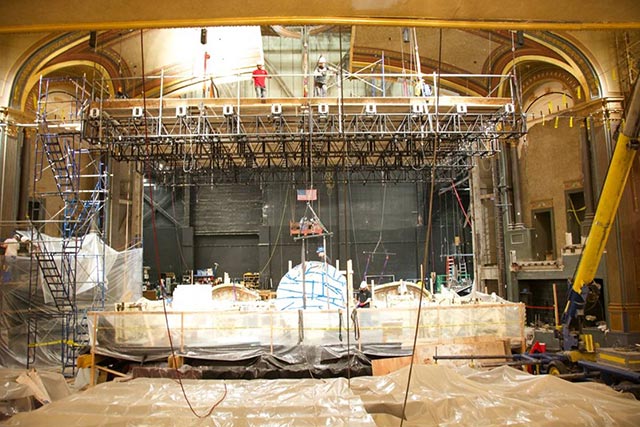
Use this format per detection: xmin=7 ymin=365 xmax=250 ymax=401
xmin=2 ymin=18 xmax=640 ymax=34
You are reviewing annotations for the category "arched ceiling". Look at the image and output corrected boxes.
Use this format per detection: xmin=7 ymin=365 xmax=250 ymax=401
xmin=7 ymin=25 xmax=617 ymax=118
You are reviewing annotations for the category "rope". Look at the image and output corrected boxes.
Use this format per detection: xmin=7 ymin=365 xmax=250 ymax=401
xmin=139 ymin=29 xmax=226 ymax=419
xmin=451 ymin=179 xmax=472 ymax=228
xmin=400 ymin=28 xmax=442 ymax=427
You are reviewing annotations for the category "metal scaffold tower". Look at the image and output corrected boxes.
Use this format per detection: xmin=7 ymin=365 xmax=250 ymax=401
xmin=28 ymin=76 xmax=109 ymax=375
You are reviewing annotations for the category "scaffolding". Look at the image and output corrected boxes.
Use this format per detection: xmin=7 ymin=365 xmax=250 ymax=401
xmin=83 ymin=71 xmax=526 ymax=187
xmin=28 ymin=76 xmax=109 ymax=375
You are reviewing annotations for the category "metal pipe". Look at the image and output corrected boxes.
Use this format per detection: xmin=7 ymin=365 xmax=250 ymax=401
xmin=433 ymin=354 xmax=518 ymax=360
xmin=509 ymin=140 xmax=523 ymax=225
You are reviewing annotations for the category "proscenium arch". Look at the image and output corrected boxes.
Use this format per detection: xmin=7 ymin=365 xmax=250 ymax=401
xmin=9 ymin=32 xmax=120 ymax=110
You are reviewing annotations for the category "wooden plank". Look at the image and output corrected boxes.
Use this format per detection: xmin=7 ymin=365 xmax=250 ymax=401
xmin=371 ymin=355 xmax=416 ymax=376
xmin=372 ymin=338 xmax=509 ymax=375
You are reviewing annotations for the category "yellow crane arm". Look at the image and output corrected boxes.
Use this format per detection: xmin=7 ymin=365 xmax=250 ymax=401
xmin=562 ymin=81 xmax=640 ymax=350
xmin=572 ymin=132 xmax=638 ymax=292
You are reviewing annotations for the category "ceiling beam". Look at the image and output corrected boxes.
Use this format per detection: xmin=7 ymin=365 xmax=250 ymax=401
xmin=1 ymin=1 xmax=640 ymax=33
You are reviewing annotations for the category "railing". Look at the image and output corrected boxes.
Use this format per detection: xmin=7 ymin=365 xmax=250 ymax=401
xmin=92 ymin=71 xmax=517 ymax=103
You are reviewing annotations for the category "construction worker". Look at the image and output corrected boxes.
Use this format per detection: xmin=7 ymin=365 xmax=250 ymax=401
xmin=356 ymin=281 xmax=372 ymax=308
xmin=313 ymin=56 xmax=329 ymax=97
xmin=252 ymin=61 xmax=269 ymax=98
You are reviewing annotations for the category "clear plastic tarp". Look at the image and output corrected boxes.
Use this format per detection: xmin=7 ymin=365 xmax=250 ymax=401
xmin=3 ymin=364 xmax=639 ymax=426
xmin=0 ymin=233 xmax=142 ymax=369
xmin=350 ymin=364 xmax=640 ymax=426
xmin=1 ymin=375 xmax=376 ymax=426
xmin=0 ymin=369 xmax=70 ymax=421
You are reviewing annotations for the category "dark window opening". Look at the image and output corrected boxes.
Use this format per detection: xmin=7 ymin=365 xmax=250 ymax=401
xmin=532 ymin=209 xmax=555 ymax=261
xmin=566 ymin=191 xmax=585 ymax=245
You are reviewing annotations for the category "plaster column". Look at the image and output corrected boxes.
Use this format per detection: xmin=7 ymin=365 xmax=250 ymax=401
xmin=580 ymin=118 xmax=595 ymax=237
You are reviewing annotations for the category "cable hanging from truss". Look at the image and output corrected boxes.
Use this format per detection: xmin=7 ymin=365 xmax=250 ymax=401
xmin=362 ymin=173 xmax=395 ymax=282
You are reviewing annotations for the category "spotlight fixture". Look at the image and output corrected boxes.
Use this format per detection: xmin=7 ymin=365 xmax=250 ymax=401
xmin=365 ymin=103 xmax=377 ymax=115
xmin=223 ymin=105 xmax=234 ymax=116
xmin=176 ymin=105 xmax=188 ymax=117
xmin=317 ymin=103 xmax=329 ymax=115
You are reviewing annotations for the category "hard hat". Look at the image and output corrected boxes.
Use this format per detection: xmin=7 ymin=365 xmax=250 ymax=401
xmin=360 ymin=281 xmax=368 ymax=289
xmin=316 ymin=246 xmax=324 ymax=253
xmin=257 ymin=61 xmax=264 ymax=66
xmin=318 ymin=56 xmax=326 ymax=63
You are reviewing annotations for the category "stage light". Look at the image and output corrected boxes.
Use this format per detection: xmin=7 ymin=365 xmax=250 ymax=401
xmin=365 ymin=103 xmax=377 ymax=115
xmin=176 ymin=105 xmax=188 ymax=117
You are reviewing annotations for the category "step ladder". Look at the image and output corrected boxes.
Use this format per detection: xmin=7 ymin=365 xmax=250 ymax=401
xmin=458 ymin=258 xmax=468 ymax=279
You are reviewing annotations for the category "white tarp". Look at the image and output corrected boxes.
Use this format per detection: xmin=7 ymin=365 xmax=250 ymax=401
xmin=350 ymin=364 xmax=640 ymax=427
xmin=3 ymin=365 xmax=640 ymax=426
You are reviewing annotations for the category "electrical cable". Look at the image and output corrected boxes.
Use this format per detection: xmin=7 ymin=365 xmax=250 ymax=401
xmin=259 ymin=185 xmax=290 ymax=275
xmin=347 ymin=181 xmax=362 ymax=279
xmin=138 ymin=29 xmax=226 ymax=418
xmin=363 ymin=177 xmax=388 ymax=281
xmin=339 ymin=26 xmax=354 ymax=388
xmin=399 ymin=28 xmax=443 ymax=427
xmin=568 ymin=197 xmax=585 ymax=226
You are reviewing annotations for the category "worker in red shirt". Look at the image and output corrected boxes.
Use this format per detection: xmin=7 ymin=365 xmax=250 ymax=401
xmin=252 ymin=61 xmax=269 ymax=98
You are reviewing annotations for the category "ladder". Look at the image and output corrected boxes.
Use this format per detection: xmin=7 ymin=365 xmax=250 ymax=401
xmin=458 ymin=258 xmax=468 ymax=278
xmin=445 ymin=256 xmax=457 ymax=282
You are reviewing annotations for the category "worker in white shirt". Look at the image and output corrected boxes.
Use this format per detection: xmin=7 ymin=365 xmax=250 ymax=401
xmin=1 ymin=233 xmax=23 ymax=258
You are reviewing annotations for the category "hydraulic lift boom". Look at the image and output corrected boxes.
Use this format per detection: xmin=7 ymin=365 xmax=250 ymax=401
xmin=561 ymin=80 xmax=640 ymax=350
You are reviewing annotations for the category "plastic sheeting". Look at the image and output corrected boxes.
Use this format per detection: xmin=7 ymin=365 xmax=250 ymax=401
xmin=0 ymin=233 xmax=142 ymax=369
xmin=350 ymin=365 xmax=640 ymax=427
xmin=1 ymin=376 xmax=376 ymax=426
xmin=0 ymin=369 xmax=70 ymax=421
xmin=3 ymin=364 xmax=640 ymax=426
xmin=88 ymin=297 xmax=524 ymax=363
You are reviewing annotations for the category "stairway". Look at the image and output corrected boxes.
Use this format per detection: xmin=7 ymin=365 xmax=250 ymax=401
xmin=34 ymin=244 xmax=74 ymax=312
